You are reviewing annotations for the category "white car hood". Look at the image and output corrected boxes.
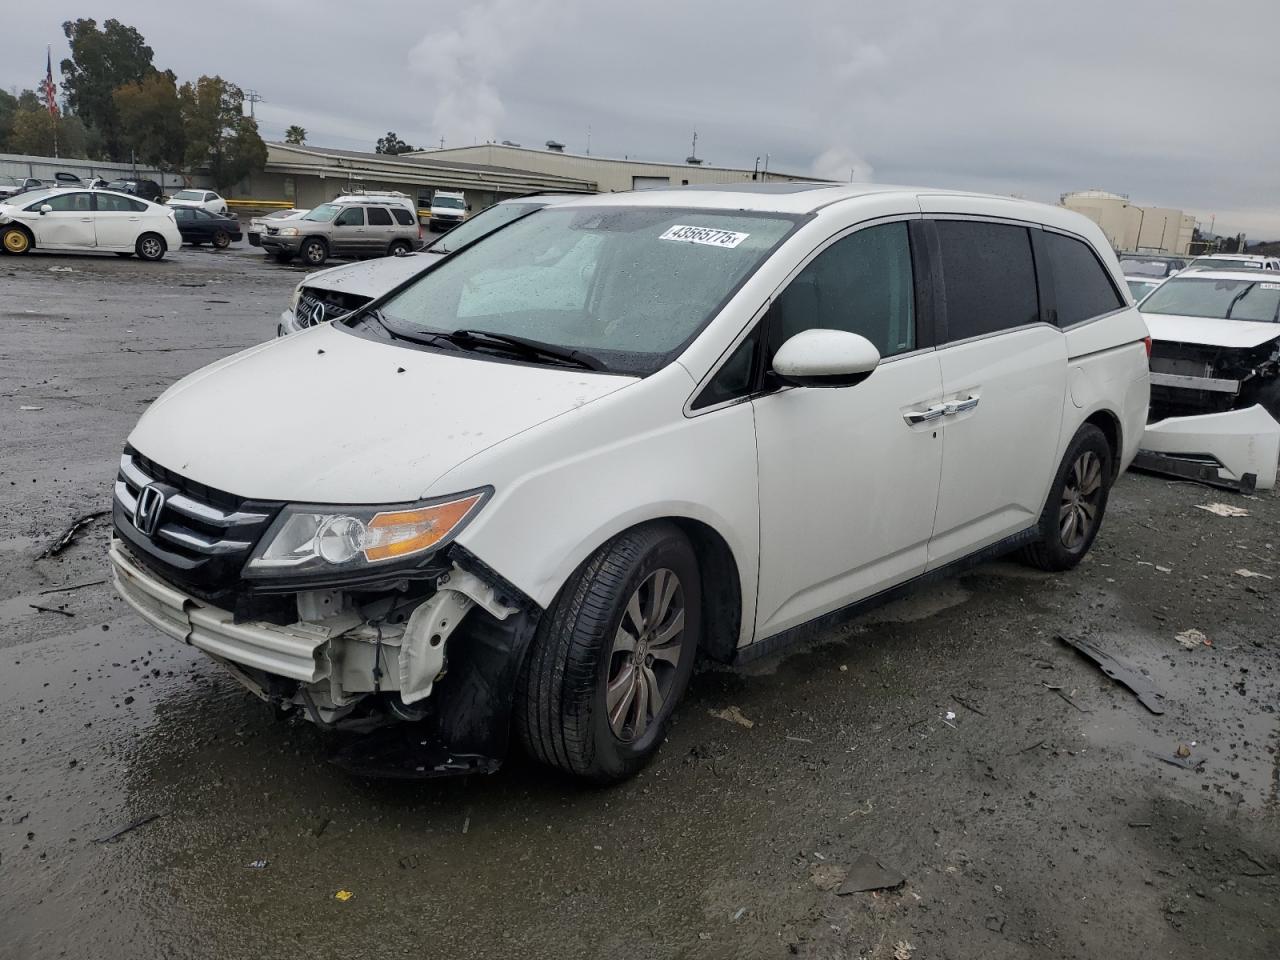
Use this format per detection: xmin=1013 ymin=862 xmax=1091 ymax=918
xmin=304 ymin=252 xmax=444 ymax=299
xmin=1142 ymin=313 xmax=1280 ymax=349
xmin=128 ymin=323 xmax=634 ymax=503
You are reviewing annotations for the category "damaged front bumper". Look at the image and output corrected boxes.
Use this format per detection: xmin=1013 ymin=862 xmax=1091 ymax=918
xmin=109 ymin=536 xmax=540 ymax=776
xmin=1135 ymin=404 xmax=1280 ymax=492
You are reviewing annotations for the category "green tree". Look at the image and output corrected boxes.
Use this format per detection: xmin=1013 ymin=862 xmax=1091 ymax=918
xmin=114 ymin=72 xmax=185 ymax=170
xmin=60 ymin=18 xmax=157 ymax=159
xmin=284 ymin=124 xmax=306 ymax=145
xmin=0 ymin=89 xmax=16 ymax=149
xmin=375 ymin=131 xmax=414 ymax=155
xmin=8 ymin=110 xmax=87 ymax=158
xmin=179 ymin=76 xmax=267 ymax=190
xmin=16 ymin=89 xmax=42 ymax=113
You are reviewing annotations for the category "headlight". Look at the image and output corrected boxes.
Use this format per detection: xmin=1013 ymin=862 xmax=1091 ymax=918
xmin=278 ymin=227 xmax=299 ymax=237
xmin=243 ymin=490 xmax=489 ymax=578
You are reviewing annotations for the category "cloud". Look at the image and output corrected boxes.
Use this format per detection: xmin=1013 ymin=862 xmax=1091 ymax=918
xmin=811 ymin=147 xmax=875 ymax=183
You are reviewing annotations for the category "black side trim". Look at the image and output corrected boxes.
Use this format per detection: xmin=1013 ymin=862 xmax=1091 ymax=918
xmin=733 ymin=526 xmax=1040 ymax=666
xmin=448 ymin=543 xmax=541 ymax=613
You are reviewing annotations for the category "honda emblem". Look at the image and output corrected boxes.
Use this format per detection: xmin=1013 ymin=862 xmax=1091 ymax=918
xmin=133 ymin=483 xmax=167 ymax=537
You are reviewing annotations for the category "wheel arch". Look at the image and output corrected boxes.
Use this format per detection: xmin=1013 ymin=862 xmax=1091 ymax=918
xmin=1083 ymin=408 xmax=1122 ymax=478
xmin=666 ymin=517 xmax=742 ymax=664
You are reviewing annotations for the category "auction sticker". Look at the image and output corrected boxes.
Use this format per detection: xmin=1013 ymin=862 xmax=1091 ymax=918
xmin=659 ymin=224 xmax=749 ymax=248
xmin=1261 ymin=283 xmax=1280 ymax=290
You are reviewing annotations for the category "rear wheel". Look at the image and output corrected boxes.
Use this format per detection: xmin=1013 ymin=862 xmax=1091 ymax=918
xmin=1020 ymin=423 xmax=1113 ymax=571
xmin=135 ymin=233 xmax=166 ymax=262
xmin=301 ymin=238 xmax=327 ymax=266
xmin=516 ymin=522 xmax=701 ymax=783
xmin=387 ymin=239 xmax=412 ymax=257
xmin=2 ymin=225 xmax=32 ymax=255
xmin=212 ymin=230 xmax=231 ymax=249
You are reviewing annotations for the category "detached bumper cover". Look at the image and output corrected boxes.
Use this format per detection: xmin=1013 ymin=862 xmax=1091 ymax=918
xmin=1136 ymin=404 xmax=1280 ymax=491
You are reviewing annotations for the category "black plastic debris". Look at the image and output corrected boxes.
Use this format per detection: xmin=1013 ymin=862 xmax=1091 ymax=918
xmin=836 ymin=854 xmax=906 ymax=895
xmin=95 ymin=812 xmax=162 ymax=843
xmin=1056 ymin=635 xmax=1165 ymax=715
xmin=1145 ymin=749 xmax=1204 ymax=771
xmin=39 ymin=511 xmax=109 ymax=559
xmin=328 ymin=728 xmax=501 ymax=780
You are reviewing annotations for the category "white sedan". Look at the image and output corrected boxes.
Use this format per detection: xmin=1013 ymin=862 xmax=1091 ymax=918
xmin=0 ymin=188 xmax=182 ymax=261
xmin=248 ymin=207 xmax=306 ymax=246
xmin=167 ymin=189 xmax=228 ymax=215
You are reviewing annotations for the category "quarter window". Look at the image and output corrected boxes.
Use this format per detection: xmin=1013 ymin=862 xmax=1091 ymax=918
xmin=1040 ymin=231 xmax=1124 ymax=325
xmin=934 ymin=221 xmax=1039 ymax=341
xmin=767 ymin=221 xmax=916 ymax=360
xmin=367 ymin=207 xmax=393 ymax=226
xmin=335 ymin=207 xmax=365 ymax=226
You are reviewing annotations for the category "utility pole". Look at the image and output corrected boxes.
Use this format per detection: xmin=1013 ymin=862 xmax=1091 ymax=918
xmin=586 ymin=124 xmax=591 ymax=156
xmin=244 ymin=89 xmax=264 ymax=118
xmin=439 ymin=136 xmax=445 ymax=150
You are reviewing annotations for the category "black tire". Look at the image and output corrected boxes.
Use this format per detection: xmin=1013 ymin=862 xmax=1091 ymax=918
xmin=212 ymin=230 xmax=230 ymax=250
xmin=2 ymin=224 xmax=33 ymax=255
xmin=1020 ymin=423 xmax=1113 ymax=571
xmin=273 ymin=251 xmax=294 ymax=264
xmin=516 ymin=522 xmax=701 ymax=783
xmin=387 ymin=239 xmax=412 ymax=257
xmin=135 ymin=233 xmax=166 ymax=262
xmin=300 ymin=237 xmax=327 ymax=266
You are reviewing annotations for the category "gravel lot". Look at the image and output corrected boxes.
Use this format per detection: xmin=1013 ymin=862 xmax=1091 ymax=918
xmin=1 ymin=246 xmax=1277 ymax=960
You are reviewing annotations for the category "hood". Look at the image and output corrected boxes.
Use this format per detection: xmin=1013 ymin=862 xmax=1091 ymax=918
xmin=1142 ymin=313 xmax=1280 ymax=349
xmin=128 ymin=324 xmax=634 ymax=503
xmin=303 ymin=252 xmax=443 ymax=299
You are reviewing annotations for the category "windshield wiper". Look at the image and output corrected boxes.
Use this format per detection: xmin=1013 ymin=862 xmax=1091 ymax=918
xmin=355 ymin=308 xmax=461 ymax=350
xmin=447 ymin=329 xmax=609 ymax=371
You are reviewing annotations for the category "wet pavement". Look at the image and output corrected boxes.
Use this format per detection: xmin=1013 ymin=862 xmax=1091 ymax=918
xmin=2 ymin=247 xmax=1278 ymax=960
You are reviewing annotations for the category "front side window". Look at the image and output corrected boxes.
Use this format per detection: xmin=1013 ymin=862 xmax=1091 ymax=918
xmin=33 ymin=192 xmax=92 ymax=212
xmin=935 ymin=220 xmax=1039 ymax=341
xmin=335 ymin=207 xmax=365 ymax=226
xmin=367 ymin=207 xmax=393 ymax=226
xmin=1140 ymin=277 xmax=1280 ymax=322
xmin=766 ymin=221 xmax=916 ymax=360
xmin=364 ymin=207 xmax=799 ymax=375
xmin=1041 ymin=231 xmax=1124 ymax=325
xmin=428 ymin=201 xmax=543 ymax=254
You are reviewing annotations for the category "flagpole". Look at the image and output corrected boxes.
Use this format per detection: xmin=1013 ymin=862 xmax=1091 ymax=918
xmin=47 ymin=44 xmax=59 ymax=158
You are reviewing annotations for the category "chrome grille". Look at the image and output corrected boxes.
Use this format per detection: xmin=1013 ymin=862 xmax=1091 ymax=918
xmin=295 ymin=287 xmax=373 ymax=328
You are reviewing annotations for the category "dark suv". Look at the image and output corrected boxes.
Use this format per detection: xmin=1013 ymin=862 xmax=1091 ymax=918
xmin=105 ymin=179 xmax=164 ymax=203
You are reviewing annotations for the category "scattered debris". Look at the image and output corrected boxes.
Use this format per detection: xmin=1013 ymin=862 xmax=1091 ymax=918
xmin=1175 ymin=742 xmax=1192 ymax=758
xmin=37 ymin=579 xmax=107 ymax=595
xmin=29 ymin=604 xmax=74 ymax=617
xmin=1155 ymin=565 xmax=1172 ymax=573
xmin=839 ymin=664 xmax=848 ymax=672
xmin=1055 ymin=635 xmax=1164 ymax=715
xmin=39 ymin=511 xmax=109 ymax=559
xmin=844 ymin=800 xmax=874 ymax=818
xmin=1014 ymin=739 xmax=1046 ymax=754
xmin=48 ymin=266 xmax=75 ymax=272
xmin=785 ymin=735 xmax=813 ymax=744
xmin=1175 ymin=628 xmax=1212 ymax=649
xmin=334 ymin=890 xmax=354 ymax=902
xmin=940 ymin=710 xmax=957 ymax=729
xmin=462 ymin=815 xmax=471 ymax=835
xmin=731 ymin=907 xmax=746 ymax=922
xmin=1128 ymin=821 xmax=1153 ymax=828
xmin=951 ymin=694 xmax=987 ymax=717
xmin=985 ymin=915 xmax=1006 ymax=933
xmin=892 ymin=940 xmax=914 ymax=960
xmin=19 ymin=405 xmax=43 ymax=411
xmin=1041 ymin=682 xmax=1090 ymax=713
xmin=398 ymin=854 xmax=419 ymax=870
xmin=1235 ymin=848 xmax=1274 ymax=877
xmin=836 ymin=854 xmax=906 ymax=895
xmin=1145 ymin=748 xmax=1204 ymax=771
xmin=312 ymin=817 xmax=332 ymax=838
xmin=95 ymin=812 xmax=162 ymax=843
xmin=709 ymin=705 xmax=754 ymax=729
xmin=247 ymin=859 xmax=268 ymax=869
xmin=1234 ymin=569 xmax=1272 ymax=580
xmin=1195 ymin=502 xmax=1249 ymax=518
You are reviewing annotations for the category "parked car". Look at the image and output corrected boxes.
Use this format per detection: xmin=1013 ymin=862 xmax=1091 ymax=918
xmin=1117 ymin=254 xmax=1185 ymax=279
xmin=108 ymin=184 xmax=1148 ymax=782
xmin=248 ymin=208 xmax=305 ymax=246
xmin=0 ymin=187 xmax=180 ymax=260
xmin=1184 ymin=253 xmax=1280 ymax=272
xmin=0 ymin=176 xmax=41 ymax=200
xmin=172 ymin=206 xmax=243 ymax=248
xmin=1135 ymin=270 xmax=1280 ymax=491
xmin=279 ymin=194 xmax=586 ymax=335
xmin=428 ymin=190 xmax=467 ymax=231
xmin=105 ymin=178 xmax=163 ymax=203
xmin=51 ymin=171 xmax=84 ymax=186
xmin=1124 ymin=275 xmax=1164 ymax=302
xmin=167 ymin=189 xmax=228 ymax=215
xmin=260 ymin=194 xmax=420 ymax=266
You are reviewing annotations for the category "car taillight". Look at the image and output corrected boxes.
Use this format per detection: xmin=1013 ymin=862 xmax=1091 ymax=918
xmin=418 ymin=223 xmax=424 ymax=241
xmin=1143 ymin=336 xmax=1152 ymax=357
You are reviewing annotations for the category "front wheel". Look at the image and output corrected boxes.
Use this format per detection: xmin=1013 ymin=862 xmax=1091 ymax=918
xmin=2 ymin=225 xmax=32 ymax=254
xmin=516 ymin=522 xmax=701 ymax=783
xmin=135 ymin=233 xmax=166 ymax=262
xmin=1020 ymin=423 xmax=1113 ymax=571
xmin=300 ymin=238 xmax=327 ymax=266
xmin=212 ymin=230 xmax=230 ymax=249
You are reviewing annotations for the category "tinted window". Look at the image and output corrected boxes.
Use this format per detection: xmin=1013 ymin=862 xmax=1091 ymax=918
xmin=391 ymin=208 xmax=415 ymax=226
xmin=96 ymin=194 xmax=146 ymax=212
xmin=36 ymin=192 xmax=93 ymax=212
xmin=935 ymin=221 xmax=1039 ymax=341
xmin=693 ymin=330 xmax=760 ymax=410
xmin=335 ymin=207 xmax=364 ymax=226
xmin=1041 ymin=231 xmax=1124 ymax=325
xmin=173 ymin=207 xmax=192 ymax=220
xmin=367 ymin=207 xmax=393 ymax=226
xmin=767 ymin=222 xmax=916 ymax=359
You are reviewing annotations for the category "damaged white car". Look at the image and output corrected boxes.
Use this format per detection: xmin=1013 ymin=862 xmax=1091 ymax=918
xmin=1137 ymin=270 xmax=1280 ymax=491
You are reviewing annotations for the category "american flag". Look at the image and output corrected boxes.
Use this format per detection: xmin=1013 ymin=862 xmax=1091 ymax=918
xmin=42 ymin=47 xmax=58 ymax=116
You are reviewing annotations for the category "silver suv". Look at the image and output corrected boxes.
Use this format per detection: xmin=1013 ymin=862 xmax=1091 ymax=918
xmin=262 ymin=194 xmax=421 ymax=266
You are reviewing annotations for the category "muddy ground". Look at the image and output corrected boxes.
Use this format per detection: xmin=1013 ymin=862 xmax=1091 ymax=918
xmin=1 ymin=247 xmax=1277 ymax=960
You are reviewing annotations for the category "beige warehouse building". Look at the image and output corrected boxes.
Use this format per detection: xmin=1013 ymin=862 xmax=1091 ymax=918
xmin=1060 ymin=190 xmax=1195 ymax=255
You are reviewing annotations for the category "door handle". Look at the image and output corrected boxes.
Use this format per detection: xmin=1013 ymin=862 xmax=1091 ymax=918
xmin=128 ymin=217 xmax=140 ymax=222
xmin=903 ymin=403 xmax=947 ymax=425
xmin=80 ymin=217 xmax=93 ymax=222
xmin=943 ymin=396 xmax=980 ymax=415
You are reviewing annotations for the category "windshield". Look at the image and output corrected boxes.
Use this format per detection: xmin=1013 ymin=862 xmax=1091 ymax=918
xmin=268 ymin=209 xmax=299 ymax=219
xmin=360 ymin=206 xmax=799 ymax=375
xmin=0 ymin=176 xmax=20 ymax=187
xmin=1126 ymin=279 xmax=1160 ymax=300
xmin=428 ymin=201 xmax=543 ymax=254
xmin=1119 ymin=258 xmax=1172 ymax=278
xmin=1186 ymin=258 xmax=1260 ymax=271
xmin=172 ymin=190 xmax=204 ymax=200
xmin=433 ymin=196 xmax=465 ymax=210
xmin=1140 ymin=276 xmax=1280 ymax=322
xmin=303 ymin=203 xmax=340 ymax=222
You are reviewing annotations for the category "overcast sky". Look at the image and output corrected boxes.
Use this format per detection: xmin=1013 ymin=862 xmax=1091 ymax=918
xmin=5 ymin=1 xmax=1278 ymax=238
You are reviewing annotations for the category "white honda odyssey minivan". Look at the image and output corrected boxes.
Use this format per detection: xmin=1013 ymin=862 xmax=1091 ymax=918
xmin=110 ymin=184 xmax=1150 ymax=782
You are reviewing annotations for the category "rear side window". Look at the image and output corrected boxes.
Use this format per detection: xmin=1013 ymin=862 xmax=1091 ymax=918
xmin=935 ymin=221 xmax=1039 ymax=341
xmin=96 ymin=194 xmax=146 ymax=212
xmin=335 ymin=207 xmax=365 ymax=226
xmin=391 ymin=208 xmax=415 ymax=226
xmin=767 ymin=221 xmax=916 ymax=359
xmin=367 ymin=207 xmax=393 ymax=226
xmin=1040 ymin=231 xmax=1124 ymax=324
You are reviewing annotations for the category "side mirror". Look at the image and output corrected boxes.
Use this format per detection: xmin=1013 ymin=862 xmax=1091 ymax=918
xmin=39 ymin=204 xmax=52 ymax=215
xmin=771 ymin=329 xmax=881 ymax=388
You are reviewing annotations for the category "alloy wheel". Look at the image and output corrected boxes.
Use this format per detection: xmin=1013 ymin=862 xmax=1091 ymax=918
xmin=605 ymin=568 xmax=686 ymax=741
xmin=139 ymin=237 xmax=162 ymax=259
xmin=1059 ymin=449 xmax=1103 ymax=551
